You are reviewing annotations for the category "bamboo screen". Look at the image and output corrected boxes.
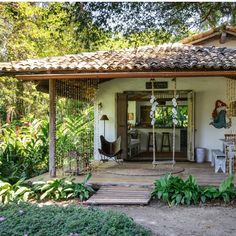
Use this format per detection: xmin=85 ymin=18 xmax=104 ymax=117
xmin=227 ymin=78 xmax=236 ymax=117
xmin=55 ymin=78 xmax=99 ymax=175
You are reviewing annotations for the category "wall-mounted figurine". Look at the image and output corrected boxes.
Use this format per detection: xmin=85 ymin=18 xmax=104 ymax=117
xmin=210 ymin=100 xmax=231 ymax=129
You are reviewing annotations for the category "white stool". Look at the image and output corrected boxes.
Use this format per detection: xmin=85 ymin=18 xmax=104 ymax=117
xmin=211 ymin=149 xmax=221 ymax=166
xmin=213 ymin=150 xmax=226 ymax=173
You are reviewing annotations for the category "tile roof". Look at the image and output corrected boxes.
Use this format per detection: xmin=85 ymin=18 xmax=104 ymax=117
xmin=180 ymin=26 xmax=236 ymax=45
xmin=1 ymin=43 xmax=236 ymax=74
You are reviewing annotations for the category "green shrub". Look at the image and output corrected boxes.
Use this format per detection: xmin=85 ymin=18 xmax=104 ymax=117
xmin=0 ymin=120 xmax=49 ymax=183
xmin=152 ymin=174 xmax=200 ymax=206
xmin=218 ymin=175 xmax=236 ymax=203
xmin=32 ymin=173 xmax=94 ymax=201
xmin=200 ymin=175 xmax=236 ymax=204
xmin=0 ymin=103 xmax=94 ymax=184
xmin=0 ymin=203 xmax=151 ymax=236
xmin=0 ymin=174 xmax=94 ymax=204
xmin=152 ymin=174 xmax=236 ymax=205
xmin=0 ymin=179 xmax=32 ymax=204
xmin=200 ymin=186 xmax=220 ymax=203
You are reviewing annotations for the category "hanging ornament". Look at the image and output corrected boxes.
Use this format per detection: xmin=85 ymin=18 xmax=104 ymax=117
xmin=150 ymin=95 xmax=158 ymax=126
xmin=172 ymin=95 xmax=178 ymax=126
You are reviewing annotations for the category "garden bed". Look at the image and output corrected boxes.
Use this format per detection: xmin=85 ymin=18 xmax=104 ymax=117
xmin=0 ymin=203 xmax=151 ymax=236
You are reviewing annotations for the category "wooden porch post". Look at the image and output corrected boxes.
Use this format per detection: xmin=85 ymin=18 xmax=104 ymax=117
xmin=49 ymin=79 xmax=56 ymax=177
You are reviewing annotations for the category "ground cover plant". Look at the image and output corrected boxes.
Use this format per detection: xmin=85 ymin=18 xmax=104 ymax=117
xmin=0 ymin=203 xmax=151 ymax=236
xmin=0 ymin=174 xmax=94 ymax=204
xmin=152 ymin=174 xmax=236 ymax=206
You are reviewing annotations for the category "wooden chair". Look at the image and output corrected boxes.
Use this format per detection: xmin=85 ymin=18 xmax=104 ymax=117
xmin=98 ymin=135 xmax=123 ymax=163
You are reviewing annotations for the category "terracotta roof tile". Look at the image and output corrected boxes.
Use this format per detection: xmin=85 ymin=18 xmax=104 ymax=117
xmin=0 ymin=43 xmax=236 ymax=74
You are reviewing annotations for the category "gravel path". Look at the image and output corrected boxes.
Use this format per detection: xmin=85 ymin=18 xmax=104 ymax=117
xmin=98 ymin=201 xmax=236 ymax=236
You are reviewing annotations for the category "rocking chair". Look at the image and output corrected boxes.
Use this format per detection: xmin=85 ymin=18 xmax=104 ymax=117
xmin=98 ymin=135 xmax=123 ymax=163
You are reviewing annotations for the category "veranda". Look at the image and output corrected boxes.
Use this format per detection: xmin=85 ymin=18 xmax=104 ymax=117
xmin=1 ymin=43 xmax=236 ymax=185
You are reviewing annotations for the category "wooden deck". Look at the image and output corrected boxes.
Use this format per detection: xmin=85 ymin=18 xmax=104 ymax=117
xmin=28 ymin=161 xmax=236 ymax=187
xmin=86 ymin=185 xmax=151 ymax=205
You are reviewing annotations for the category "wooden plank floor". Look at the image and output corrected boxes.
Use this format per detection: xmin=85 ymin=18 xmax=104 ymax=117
xmin=86 ymin=185 xmax=152 ymax=205
xmin=28 ymin=161 xmax=236 ymax=187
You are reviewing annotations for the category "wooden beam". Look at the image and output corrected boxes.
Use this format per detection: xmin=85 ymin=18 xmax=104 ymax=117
xmin=16 ymin=71 xmax=236 ymax=80
xmin=189 ymin=32 xmax=220 ymax=45
xmin=49 ymin=79 xmax=56 ymax=177
xmin=225 ymin=30 xmax=236 ymax=37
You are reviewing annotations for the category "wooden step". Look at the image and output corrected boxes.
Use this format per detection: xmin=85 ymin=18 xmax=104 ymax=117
xmin=86 ymin=185 xmax=152 ymax=205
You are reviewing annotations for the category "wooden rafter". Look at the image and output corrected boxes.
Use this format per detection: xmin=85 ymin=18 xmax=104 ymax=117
xmin=16 ymin=71 xmax=236 ymax=81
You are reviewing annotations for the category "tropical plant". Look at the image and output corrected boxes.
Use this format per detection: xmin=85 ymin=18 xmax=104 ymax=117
xmin=152 ymin=174 xmax=236 ymax=205
xmin=200 ymin=186 xmax=220 ymax=203
xmin=65 ymin=173 xmax=94 ymax=201
xmin=155 ymin=106 xmax=188 ymax=128
xmin=218 ymin=175 xmax=236 ymax=203
xmin=56 ymin=101 xmax=94 ymax=168
xmin=152 ymin=174 xmax=201 ymax=206
xmin=0 ymin=120 xmax=49 ymax=182
xmin=0 ymin=101 xmax=94 ymax=183
xmin=0 ymin=179 xmax=32 ymax=204
xmin=32 ymin=173 xmax=94 ymax=201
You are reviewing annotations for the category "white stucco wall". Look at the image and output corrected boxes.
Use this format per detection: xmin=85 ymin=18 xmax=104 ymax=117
xmin=94 ymin=77 xmax=236 ymax=161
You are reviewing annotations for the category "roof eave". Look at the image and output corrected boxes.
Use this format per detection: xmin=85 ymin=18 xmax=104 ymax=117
xmin=15 ymin=70 xmax=236 ymax=81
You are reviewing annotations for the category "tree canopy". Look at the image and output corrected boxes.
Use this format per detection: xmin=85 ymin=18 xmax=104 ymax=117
xmin=1 ymin=2 xmax=236 ymax=60
xmin=64 ymin=2 xmax=236 ymax=47
xmin=82 ymin=2 xmax=236 ymax=35
xmin=59 ymin=1 xmax=236 ymax=46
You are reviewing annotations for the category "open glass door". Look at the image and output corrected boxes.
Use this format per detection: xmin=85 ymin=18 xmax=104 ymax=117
xmin=187 ymin=91 xmax=195 ymax=161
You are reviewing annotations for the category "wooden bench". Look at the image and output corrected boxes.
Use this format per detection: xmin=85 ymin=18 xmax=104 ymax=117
xmin=212 ymin=149 xmax=226 ymax=173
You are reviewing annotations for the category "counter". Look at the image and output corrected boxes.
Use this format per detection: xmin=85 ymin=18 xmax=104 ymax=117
xmin=132 ymin=127 xmax=187 ymax=152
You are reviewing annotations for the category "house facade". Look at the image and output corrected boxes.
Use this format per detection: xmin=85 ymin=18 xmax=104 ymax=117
xmin=94 ymin=27 xmax=236 ymax=162
xmin=1 ymin=26 xmax=236 ymax=176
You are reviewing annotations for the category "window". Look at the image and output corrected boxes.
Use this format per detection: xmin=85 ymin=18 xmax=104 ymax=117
xmin=155 ymin=105 xmax=188 ymax=128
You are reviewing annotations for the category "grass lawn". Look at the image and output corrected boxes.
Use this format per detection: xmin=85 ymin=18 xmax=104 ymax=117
xmin=0 ymin=203 xmax=151 ymax=236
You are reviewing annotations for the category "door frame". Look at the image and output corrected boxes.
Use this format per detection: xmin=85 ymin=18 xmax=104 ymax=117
xmin=116 ymin=93 xmax=128 ymax=160
xmin=116 ymin=90 xmax=195 ymax=161
xmin=187 ymin=91 xmax=195 ymax=161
